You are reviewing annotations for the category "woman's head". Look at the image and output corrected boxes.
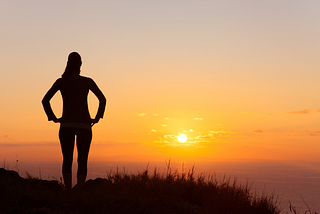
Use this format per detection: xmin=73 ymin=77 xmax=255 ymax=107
xmin=62 ymin=52 xmax=82 ymax=78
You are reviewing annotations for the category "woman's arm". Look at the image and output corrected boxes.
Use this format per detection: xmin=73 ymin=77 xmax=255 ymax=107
xmin=42 ymin=80 xmax=60 ymax=122
xmin=89 ymin=79 xmax=106 ymax=124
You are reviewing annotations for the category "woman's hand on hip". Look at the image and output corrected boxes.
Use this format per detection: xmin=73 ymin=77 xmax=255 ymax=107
xmin=53 ymin=118 xmax=61 ymax=123
xmin=91 ymin=118 xmax=100 ymax=127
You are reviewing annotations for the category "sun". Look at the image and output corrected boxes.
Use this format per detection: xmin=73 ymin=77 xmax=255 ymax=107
xmin=178 ymin=134 xmax=187 ymax=143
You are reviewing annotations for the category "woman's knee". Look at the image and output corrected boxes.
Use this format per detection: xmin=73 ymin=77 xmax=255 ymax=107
xmin=77 ymin=163 xmax=88 ymax=175
xmin=62 ymin=160 xmax=73 ymax=174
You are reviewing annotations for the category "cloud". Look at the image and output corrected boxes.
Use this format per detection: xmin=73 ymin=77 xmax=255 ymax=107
xmin=164 ymin=117 xmax=170 ymax=120
xmin=287 ymin=131 xmax=320 ymax=137
xmin=0 ymin=143 xmax=57 ymax=147
xmin=209 ymin=130 xmax=234 ymax=136
xmin=164 ymin=134 xmax=175 ymax=139
xmin=287 ymin=109 xmax=312 ymax=114
xmin=96 ymin=142 xmax=142 ymax=147
xmin=137 ymin=113 xmax=146 ymax=117
xmin=195 ymin=134 xmax=214 ymax=141
xmin=149 ymin=130 xmax=235 ymax=148
xmin=209 ymin=131 xmax=225 ymax=134
xmin=194 ymin=118 xmax=203 ymax=120
xmin=151 ymin=134 xmax=194 ymax=148
xmin=253 ymin=130 xmax=263 ymax=133
xmin=150 ymin=129 xmax=158 ymax=132
xmin=161 ymin=124 xmax=167 ymax=127
xmin=153 ymin=113 xmax=158 ymax=116
xmin=194 ymin=131 xmax=234 ymax=141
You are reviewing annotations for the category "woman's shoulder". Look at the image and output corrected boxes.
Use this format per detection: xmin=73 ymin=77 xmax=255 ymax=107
xmin=79 ymin=75 xmax=95 ymax=84
xmin=79 ymin=75 xmax=93 ymax=81
xmin=59 ymin=76 xmax=93 ymax=82
xmin=52 ymin=78 xmax=63 ymax=85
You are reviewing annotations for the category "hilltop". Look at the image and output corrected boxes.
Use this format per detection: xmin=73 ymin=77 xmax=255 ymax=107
xmin=0 ymin=167 xmax=281 ymax=214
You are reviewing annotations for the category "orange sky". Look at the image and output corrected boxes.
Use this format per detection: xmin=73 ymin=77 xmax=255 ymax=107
xmin=1 ymin=1 xmax=320 ymax=163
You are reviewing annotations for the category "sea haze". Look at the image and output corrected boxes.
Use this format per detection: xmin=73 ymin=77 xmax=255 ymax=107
xmin=5 ymin=160 xmax=320 ymax=214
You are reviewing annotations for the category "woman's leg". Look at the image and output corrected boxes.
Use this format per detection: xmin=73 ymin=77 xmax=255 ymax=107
xmin=76 ymin=128 xmax=92 ymax=187
xmin=59 ymin=128 xmax=75 ymax=191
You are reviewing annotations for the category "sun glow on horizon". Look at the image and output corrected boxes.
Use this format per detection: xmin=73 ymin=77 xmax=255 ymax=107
xmin=178 ymin=134 xmax=187 ymax=143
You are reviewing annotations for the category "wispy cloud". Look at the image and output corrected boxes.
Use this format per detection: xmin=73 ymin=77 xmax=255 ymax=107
xmin=287 ymin=131 xmax=320 ymax=137
xmin=209 ymin=131 xmax=227 ymax=134
xmin=137 ymin=113 xmax=146 ymax=117
xmin=150 ymin=130 xmax=235 ymax=148
xmin=195 ymin=134 xmax=214 ymax=141
xmin=97 ymin=142 xmax=142 ymax=147
xmin=287 ymin=109 xmax=312 ymax=114
xmin=253 ymin=130 xmax=263 ymax=133
xmin=161 ymin=124 xmax=167 ymax=127
xmin=193 ymin=130 xmax=234 ymax=142
xmin=164 ymin=134 xmax=175 ymax=139
xmin=194 ymin=118 xmax=203 ymax=120
xmin=0 ymin=143 xmax=57 ymax=147
xmin=151 ymin=134 xmax=194 ymax=148
xmin=153 ymin=113 xmax=158 ymax=116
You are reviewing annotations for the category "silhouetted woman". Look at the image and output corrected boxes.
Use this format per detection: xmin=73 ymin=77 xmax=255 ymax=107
xmin=42 ymin=52 xmax=106 ymax=191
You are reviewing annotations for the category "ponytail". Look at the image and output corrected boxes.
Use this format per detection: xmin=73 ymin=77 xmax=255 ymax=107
xmin=62 ymin=52 xmax=82 ymax=78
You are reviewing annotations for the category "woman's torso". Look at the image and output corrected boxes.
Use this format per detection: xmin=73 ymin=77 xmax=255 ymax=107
xmin=57 ymin=76 xmax=93 ymax=126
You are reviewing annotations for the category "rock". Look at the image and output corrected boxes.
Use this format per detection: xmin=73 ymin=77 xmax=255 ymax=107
xmin=28 ymin=179 xmax=62 ymax=192
xmin=0 ymin=168 xmax=25 ymax=183
xmin=84 ymin=177 xmax=112 ymax=190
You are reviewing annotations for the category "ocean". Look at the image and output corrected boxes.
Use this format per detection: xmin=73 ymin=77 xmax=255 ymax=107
xmin=5 ymin=160 xmax=320 ymax=213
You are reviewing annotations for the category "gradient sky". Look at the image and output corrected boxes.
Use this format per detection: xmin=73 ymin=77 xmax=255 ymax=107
xmin=1 ymin=0 xmax=320 ymax=162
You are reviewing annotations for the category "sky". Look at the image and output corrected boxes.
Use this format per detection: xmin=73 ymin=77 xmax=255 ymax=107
xmin=1 ymin=0 xmax=320 ymax=163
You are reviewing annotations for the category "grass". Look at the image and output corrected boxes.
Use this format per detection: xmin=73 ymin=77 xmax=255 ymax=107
xmin=0 ymin=163 xmax=283 ymax=214
xmin=289 ymin=197 xmax=319 ymax=214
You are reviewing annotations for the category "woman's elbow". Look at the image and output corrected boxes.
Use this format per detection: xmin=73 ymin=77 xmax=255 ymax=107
xmin=41 ymin=99 xmax=46 ymax=106
xmin=42 ymin=97 xmax=50 ymax=107
xmin=100 ymin=96 xmax=107 ymax=105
